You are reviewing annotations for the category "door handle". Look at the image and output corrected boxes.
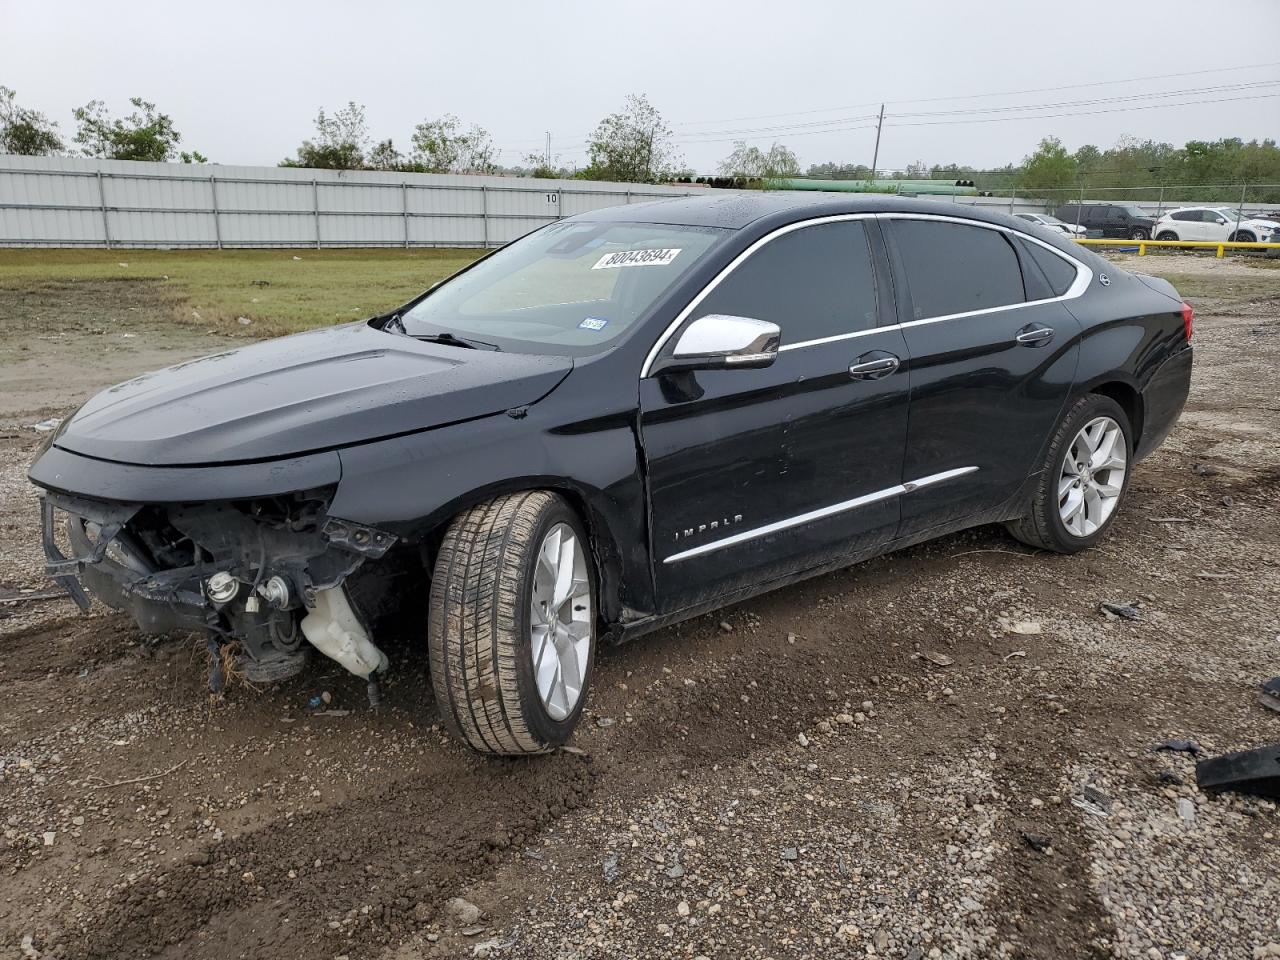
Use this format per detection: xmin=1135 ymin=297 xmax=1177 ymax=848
xmin=1015 ymin=324 xmax=1055 ymax=347
xmin=848 ymin=354 xmax=900 ymax=380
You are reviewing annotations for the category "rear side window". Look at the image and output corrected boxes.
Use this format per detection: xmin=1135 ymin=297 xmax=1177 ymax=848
xmin=1016 ymin=236 xmax=1078 ymax=298
xmin=693 ymin=220 xmax=877 ymax=344
xmin=890 ymin=220 xmax=1026 ymax=320
xmin=1171 ymin=210 xmax=1195 ymax=222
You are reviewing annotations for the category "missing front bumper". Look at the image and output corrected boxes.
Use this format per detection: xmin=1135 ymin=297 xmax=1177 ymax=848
xmin=37 ymin=491 xmax=401 ymax=680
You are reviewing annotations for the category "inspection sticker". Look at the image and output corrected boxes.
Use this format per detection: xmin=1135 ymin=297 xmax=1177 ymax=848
xmin=579 ymin=316 xmax=609 ymax=331
xmin=591 ymin=247 xmax=681 ymax=270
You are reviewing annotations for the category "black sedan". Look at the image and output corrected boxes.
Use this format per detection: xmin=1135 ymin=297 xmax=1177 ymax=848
xmin=29 ymin=193 xmax=1193 ymax=754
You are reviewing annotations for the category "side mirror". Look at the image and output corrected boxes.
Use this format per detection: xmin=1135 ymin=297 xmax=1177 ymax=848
xmin=652 ymin=314 xmax=780 ymax=375
xmin=1216 ymin=217 xmax=1228 ymax=225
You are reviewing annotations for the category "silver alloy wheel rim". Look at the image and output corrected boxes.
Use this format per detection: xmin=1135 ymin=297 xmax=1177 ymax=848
xmin=530 ymin=522 xmax=592 ymax=721
xmin=1059 ymin=416 xmax=1127 ymax=538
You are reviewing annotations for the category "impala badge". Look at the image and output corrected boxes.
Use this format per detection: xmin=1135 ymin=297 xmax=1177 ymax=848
xmin=674 ymin=514 xmax=743 ymax=542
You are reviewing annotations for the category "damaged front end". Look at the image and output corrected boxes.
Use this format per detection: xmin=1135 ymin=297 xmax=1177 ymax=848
xmin=40 ymin=488 xmax=417 ymax=693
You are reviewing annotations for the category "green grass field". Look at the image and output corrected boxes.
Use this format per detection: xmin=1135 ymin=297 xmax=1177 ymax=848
xmin=0 ymin=248 xmax=485 ymax=337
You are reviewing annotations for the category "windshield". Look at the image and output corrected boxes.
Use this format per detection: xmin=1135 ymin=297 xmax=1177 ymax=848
xmin=1038 ymin=215 xmax=1065 ymax=225
xmin=399 ymin=221 xmax=728 ymax=356
xmin=1213 ymin=208 xmax=1244 ymax=221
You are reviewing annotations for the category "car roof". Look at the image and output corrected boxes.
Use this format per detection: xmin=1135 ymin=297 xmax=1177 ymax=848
xmin=571 ymin=191 xmax=1022 ymax=232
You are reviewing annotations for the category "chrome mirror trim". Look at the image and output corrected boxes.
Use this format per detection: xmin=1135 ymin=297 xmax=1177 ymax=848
xmin=672 ymin=314 xmax=780 ymax=360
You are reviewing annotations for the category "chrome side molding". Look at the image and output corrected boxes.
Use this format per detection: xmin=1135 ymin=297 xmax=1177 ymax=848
xmin=662 ymin=466 xmax=978 ymax=564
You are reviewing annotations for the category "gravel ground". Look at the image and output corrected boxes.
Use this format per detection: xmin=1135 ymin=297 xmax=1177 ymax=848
xmin=0 ymin=253 xmax=1277 ymax=960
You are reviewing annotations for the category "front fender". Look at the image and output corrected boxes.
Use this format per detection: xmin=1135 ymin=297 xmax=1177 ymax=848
xmin=329 ymin=408 xmax=651 ymax=624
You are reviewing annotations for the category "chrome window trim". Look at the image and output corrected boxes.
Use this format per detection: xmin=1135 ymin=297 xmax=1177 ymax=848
xmin=641 ymin=210 xmax=1093 ymax=372
xmin=640 ymin=213 xmax=880 ymax=377
xmin=662 ymin=466 xmax=978 ymax=564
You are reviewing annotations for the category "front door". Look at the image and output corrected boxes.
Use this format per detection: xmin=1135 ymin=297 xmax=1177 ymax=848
xmin=639 ymin=218 xmax=911 ymax=613
xmin=881 ymin=216 xmax=1083 ymax=538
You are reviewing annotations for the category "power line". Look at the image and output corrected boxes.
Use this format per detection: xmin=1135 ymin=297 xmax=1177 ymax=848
xmin=665 ymin=61 xmax=1280 ymax=129
xmin=515 ymin=79 xmax=1278 ymax=150
xmin=891 ymin=80 xmax=1279 ymax=119
xmin=885 ymin=91 xmax=1280 ymax=127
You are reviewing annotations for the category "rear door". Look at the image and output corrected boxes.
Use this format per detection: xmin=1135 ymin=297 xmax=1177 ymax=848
xmin=1103 ymin=206 xmax=1128 ymax=238
xmin=639 ymin=217 xmax=910 ymax=612
xmin=1169 ymin=210 xmax=1199 ymax=239
xmin=881 ymin=216 xmax=1085 ymax=538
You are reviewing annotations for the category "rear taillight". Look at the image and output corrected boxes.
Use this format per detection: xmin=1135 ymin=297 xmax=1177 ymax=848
xmin=1182 ymin=301 xmax=1194 ymax=342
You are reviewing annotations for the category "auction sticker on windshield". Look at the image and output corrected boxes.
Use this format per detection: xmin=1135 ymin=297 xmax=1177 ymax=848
xmin=591 ymin=248 xmax=682 ymax=269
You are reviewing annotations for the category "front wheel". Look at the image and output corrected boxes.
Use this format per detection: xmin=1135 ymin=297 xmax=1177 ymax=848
xmin=428 ymin=491 xmax=595 ymax=755
xmin=1006 ymin=394 xmax=1132 ymax=553
xmin=1229 ymin=231 xmax=1257 ymax=244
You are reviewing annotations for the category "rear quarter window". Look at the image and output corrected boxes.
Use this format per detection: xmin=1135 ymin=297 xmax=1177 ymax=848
xmin=1016 ymin=236 xmax=1079 ymax=298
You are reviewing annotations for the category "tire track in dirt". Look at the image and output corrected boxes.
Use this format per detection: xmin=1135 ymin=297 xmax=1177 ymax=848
xmin=53 ymin=550 xmax=927 ymax=959
xmin=66 ymin=752 xmax=596 ymax=960
xmin=0 ymin=614 xmax=138 ymax=682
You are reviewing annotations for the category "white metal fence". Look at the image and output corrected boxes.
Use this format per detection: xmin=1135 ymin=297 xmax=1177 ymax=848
xmin=2 ymin=155 xmax=1276 ymax=249
xmin=0 ymin=155 xmax=702 ymax=249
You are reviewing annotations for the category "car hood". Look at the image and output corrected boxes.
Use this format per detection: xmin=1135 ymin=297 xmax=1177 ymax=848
xmin=54 ymin=322 xmax=573 ymax=466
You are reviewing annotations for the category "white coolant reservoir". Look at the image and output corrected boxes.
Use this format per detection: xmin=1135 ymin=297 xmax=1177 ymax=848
xmin=300 ymin=586 xmax=389 ymax=679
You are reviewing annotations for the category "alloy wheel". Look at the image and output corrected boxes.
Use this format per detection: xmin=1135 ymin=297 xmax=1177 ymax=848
xmin=1058 ymin=416 xmax=1127 ymax=538
xmin=529 ymin=522 xmax=592 ymax=720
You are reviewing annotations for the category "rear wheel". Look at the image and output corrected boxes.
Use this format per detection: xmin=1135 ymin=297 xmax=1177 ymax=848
xmin=1156 ymin=231 xmax=1178 ymax=241
xmin=1130 ymin=227 xmax=1150 ymax=241
xmin=428 ymin=491 xmax=595 ymax=755
xmin=1006 ymin=394 xmax=1132 ymax=553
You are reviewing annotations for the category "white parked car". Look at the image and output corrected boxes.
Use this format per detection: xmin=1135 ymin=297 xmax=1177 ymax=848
xmin=1014 ymin=213 xmax=1088 ymax=237
xmin=1152 ymin=207 xmax=1280 ymax=243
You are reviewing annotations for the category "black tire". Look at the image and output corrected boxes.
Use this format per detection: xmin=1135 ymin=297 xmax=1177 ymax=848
xmin=1005 ymin=394 xmax=1133 ymax=554
xmin=1156 ymin=231 xmax=1178 ymax=241
xmin=428 ymin=490 xmax=595 ymax=755
xmin=1130 ymin=227 xmax=1150 ymax=241
xmin=1228 ymin=231 xmax=1256 ymax=244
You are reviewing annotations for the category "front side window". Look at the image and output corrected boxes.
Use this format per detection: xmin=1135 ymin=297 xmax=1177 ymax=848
xmin=891 ymin=220 xmax=1026 ymax=320
xmin=690 ymin=220 xmax=878 ymax=345
xmin=399 ymin=221 xmax=728 ymax=356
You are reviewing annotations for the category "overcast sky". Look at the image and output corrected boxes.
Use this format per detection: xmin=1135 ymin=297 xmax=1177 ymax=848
xmin=4 ymin=0 xmax=1278 ymax=178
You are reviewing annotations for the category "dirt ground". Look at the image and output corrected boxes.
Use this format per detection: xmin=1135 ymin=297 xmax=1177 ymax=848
xmin=1 ymin=253 xmax=1278 ymax=960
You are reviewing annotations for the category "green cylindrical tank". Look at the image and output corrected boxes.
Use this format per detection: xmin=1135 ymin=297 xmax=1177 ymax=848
xmin=766 ymin=178 xmax=979 ymax=196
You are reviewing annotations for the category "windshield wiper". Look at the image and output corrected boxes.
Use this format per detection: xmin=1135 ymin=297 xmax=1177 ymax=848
xmin=416 ymin=331 xmax=501 ymax=351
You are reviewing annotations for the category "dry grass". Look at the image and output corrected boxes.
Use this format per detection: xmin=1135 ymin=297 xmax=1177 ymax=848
xmin=0 ymin=248 xmax=485 ymax=337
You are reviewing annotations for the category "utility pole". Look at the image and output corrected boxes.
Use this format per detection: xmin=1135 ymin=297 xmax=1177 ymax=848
xmin=545 ymin=131 xmax=552 ymax=168
xmin=870 ymin=104 xmax=885 ymax=178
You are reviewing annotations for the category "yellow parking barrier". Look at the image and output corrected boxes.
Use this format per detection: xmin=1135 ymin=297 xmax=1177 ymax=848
xmin=1073 ymin=238 xmax=1280 ymax=258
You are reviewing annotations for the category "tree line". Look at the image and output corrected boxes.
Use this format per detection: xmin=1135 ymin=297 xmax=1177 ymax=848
xmin=2 ymin=84 xmax=1277 ymax=200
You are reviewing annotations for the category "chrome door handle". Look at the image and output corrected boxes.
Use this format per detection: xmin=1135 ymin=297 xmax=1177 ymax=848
xmin=848 ymin=355 xmax=900 ymax=380
xmin=1015 ymin=324 xmax=1055 ymax=346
